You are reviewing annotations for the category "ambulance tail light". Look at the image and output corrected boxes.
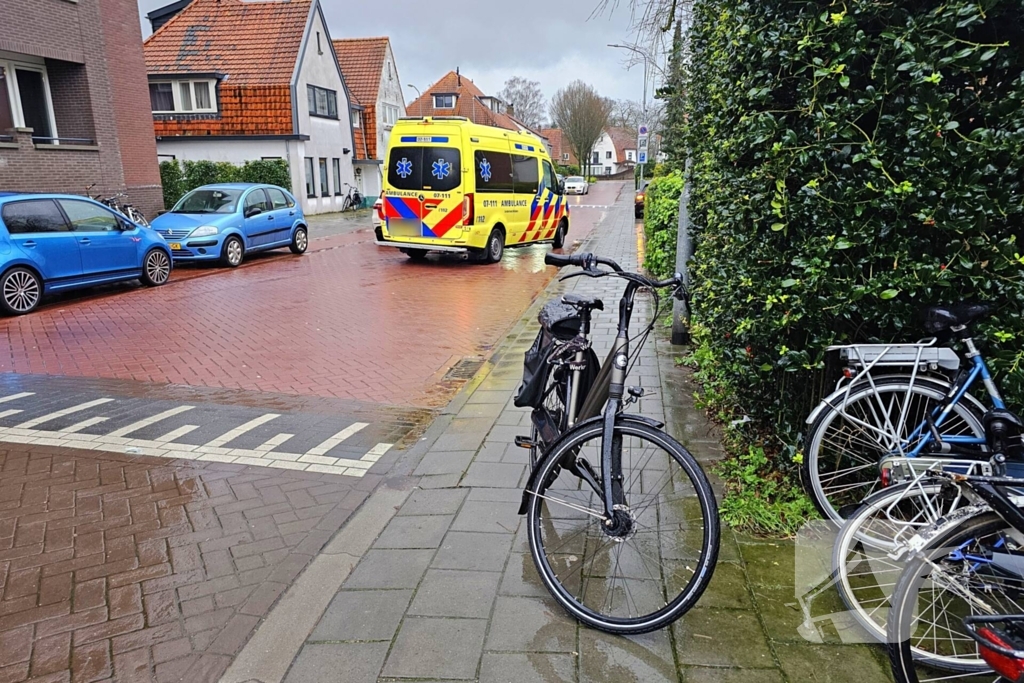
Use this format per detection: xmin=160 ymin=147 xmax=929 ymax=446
xmin=462 ymin=194 xmax=475 ymax=226
xmin=374 ymin=194 xmax=385 ymax=222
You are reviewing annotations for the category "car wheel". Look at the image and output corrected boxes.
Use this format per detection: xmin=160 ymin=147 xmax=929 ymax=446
xmin=290 ymin=227 xmax=308 ymax=255
xmin=401 ymin=249 xmax=428 ymax=261
xmin=553 ymin=221 xmax=567 ymax=249
xmin=484 ymin=229 xmax=504 ymax=264
xmin=141 ymin=249 xmax=171 ymax=287
xmin=221 ymin=236 xmax=244 ymax=267
xmin=0 ymin=267 xmax=41 ymax=316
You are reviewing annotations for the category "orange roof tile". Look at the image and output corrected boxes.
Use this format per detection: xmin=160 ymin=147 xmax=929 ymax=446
xmin=606 ymin=126 xmax=636 ymax=163
xmin=540 ymin=128 xmax=578 ymax=165
xmin=407 ymin=71 xmax=524 ymax=132
xmin=143 ymin=0 xmax=312 ymax=86
xmin=332 ymin=37 xmax=389 ymax=110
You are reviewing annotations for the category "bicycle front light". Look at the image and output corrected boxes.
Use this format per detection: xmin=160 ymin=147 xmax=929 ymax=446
xmin=190 ymin=226 xmax=219 ymax=238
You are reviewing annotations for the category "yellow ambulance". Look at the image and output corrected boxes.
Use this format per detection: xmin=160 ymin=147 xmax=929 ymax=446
xmin=374 ymin=117 xmax=569 ymax=263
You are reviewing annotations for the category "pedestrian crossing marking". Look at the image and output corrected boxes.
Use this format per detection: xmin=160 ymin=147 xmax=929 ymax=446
xmin=0 ymin=392 xmax=34 ymax=404
xmin=16 ymin=398 xmax=114 ymax=429
xmin=107 ymin=405 xmax=195 ymax=438
xmin=0 ymin=402 xmax=387 ymax=479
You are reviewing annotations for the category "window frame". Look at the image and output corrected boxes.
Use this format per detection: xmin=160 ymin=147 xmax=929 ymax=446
xmin=243 ymin=189 xmax=271 ymax=216
xmin=606 ymin=151 xmax=613 ymax=159
xmin=304 ymin=157 xmax=316 ymax=198
xmin=58 ymin=199 xmax=124 ymax=232
xmin=332 ymin=158 xmax=342 ymax=196
xmin=351 ymin=109 xmax=361 ymax=128
xmin=1 ymin=199 xmax=70 ymax=235
xmin=149 ymin=78 xmax=218 ymax=114
xmin=1 ymin=59 xmax=59 ymax=140
xmin=307 ymin=84 xmax=339 ymax=119
xmin=319 ymin=158 xmax=329 ymax=197
xmin=433 ymin=94 xmax=456 ymax=109
xmin=266 ymin=187 xmax=289 ymax=210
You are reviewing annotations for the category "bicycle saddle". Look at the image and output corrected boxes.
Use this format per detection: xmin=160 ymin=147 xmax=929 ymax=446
xmin=562 ymin=293 xmax=604 ymax=311
xmin=921 ymin=303 xmax=991 ymax=334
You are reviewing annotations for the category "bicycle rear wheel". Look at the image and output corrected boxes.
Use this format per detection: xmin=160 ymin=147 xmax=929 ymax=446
xmin=887 ymin=512 xmax=1024 ymax=680
xmin=803 ymin=376 xmax=985 ymax=523
xmin=525 ymin=420 xmax=719 ymax=634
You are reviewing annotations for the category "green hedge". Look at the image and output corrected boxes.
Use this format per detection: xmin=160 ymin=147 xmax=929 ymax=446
xmin=159 ymin=159 xmax=291 ymax=209
xmin=681 ymin=0 xmax=1024 ymax=514
xmin=642 ymin=170 xmax=683 ymax=278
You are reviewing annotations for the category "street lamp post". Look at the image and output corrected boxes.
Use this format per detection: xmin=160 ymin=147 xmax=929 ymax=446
xmin=407 ymin=84 xmax=422 ymax=116
xmin=608 ymin=43 xmax=652 ymax=186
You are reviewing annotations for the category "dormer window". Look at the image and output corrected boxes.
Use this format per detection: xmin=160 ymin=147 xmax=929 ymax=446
xmin=307 ymin=85 xmax=338 ymax=119
xmin=150 ymin=79 xmax=217 ymax=114
xmin=433 ymin=94 xmax=455 ymax=109
xmin=352 ymin=108 xmax=361 ymax=127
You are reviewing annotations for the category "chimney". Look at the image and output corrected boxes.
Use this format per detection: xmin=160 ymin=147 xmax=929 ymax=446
xmin=456 ymin=67 xmax=461 ymax=86
xmin=506 ymin=102 xmax=515 ymax=117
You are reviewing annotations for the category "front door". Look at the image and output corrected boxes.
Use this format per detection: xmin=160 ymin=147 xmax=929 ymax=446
xmin=242 ymin=189 xmax=275 ymax=247
xmin=1 ymin=199 xmax=83 ymax=284
xmin=58 ymin=199 xmax=139 ymax=278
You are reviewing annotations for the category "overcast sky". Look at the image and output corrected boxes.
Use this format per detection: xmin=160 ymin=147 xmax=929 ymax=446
xmin=136 ymin=0 xmax=656 ymax=113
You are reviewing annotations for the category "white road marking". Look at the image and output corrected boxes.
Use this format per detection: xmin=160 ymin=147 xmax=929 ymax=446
xmin=154 ymin=424 xmax=199 ymax=443
xmin=107 ymin=405 xmax=195 ymax=437
xmin=308 ymin=423 xmax=368 ymax=456
xmin=60 ymin=417 xmax=109 ymax=434
xmin=0 ymin=392 xmax=34 ymax=404
xmin=16 ymin=398 xmax=114 ymax=429
xmin=204 ymin=414 xmax=280 ymax=448
xmin=256 ymin=433 xmax=295 ymax=452
xmin=0 ymin=409 xmax=22 ymax=419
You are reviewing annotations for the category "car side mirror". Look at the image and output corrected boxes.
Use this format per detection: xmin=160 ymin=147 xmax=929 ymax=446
xmin=558 ymin=181 xmax=565 ymax=195
xmin=119 ymin=219 xmax=134 ymax=231
xmin=156 ymin=209 xmax=168 ymax=217
xmin=245 ymin=206 xmax=262 ymax=218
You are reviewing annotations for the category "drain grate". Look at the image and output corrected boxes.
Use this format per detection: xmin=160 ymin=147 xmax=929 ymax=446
xmin=443 ymin=357 xmax=486 ymax=381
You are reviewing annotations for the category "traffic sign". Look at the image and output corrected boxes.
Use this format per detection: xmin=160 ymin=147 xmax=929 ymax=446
xmin=638 ymin=124 xmax=649 ymax=136
xmin=638 ymin=151 xmax=648 ymax=164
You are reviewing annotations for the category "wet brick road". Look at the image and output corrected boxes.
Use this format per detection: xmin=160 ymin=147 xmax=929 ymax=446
xmin=0 ymin=182 xmax=628 ymax=682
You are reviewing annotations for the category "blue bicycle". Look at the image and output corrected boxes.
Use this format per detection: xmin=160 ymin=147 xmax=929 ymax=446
xmin=802 ymin=303 xmax=1022 ymax=523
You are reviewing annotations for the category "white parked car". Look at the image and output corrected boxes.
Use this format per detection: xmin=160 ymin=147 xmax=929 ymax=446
xmin=563 ymin=176 xmax=589 ymax=195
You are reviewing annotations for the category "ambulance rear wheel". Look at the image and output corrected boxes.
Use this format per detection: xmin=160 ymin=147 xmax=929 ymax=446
xmin=402 ymin=249 xmax=427 ymax=261
xmin=552 ymin=221 xmax=567 ymax=249
xmin=485 ymin=229 xmax=504 ymax=264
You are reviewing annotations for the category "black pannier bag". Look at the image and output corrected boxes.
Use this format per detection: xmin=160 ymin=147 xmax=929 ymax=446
xmin=514 ymin=301 xmax=599 ymax=410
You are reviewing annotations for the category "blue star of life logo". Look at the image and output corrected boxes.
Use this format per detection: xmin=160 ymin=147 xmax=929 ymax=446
xmin=396 ymin=157 xmax=413 ymax=179
xmin=479 ymin=158 xmax=492 ymax=182
xmin=432 ymin=158 xmax=452 ymax=181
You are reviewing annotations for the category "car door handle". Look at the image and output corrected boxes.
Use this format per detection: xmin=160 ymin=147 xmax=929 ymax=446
xmin=78 ymin=238 xmax=91 ymax=245
xmin=22 ymin=240 xmax=35 ymax=248
xmin=289 ymin=211 xmax=296 ymax=216
xmin=268 ymin=215 xmax=274 ymax=221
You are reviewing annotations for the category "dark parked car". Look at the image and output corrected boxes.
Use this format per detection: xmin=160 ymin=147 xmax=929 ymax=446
xmin=635 ymin=181 xmax=650 ymax=219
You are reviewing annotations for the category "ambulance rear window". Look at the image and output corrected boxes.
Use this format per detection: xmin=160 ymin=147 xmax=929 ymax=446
xmin=388 ymin=147 xmax=462 ymax=192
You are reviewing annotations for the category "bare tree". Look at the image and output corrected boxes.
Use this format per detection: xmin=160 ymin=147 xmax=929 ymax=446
xmin=498 ymin=77 xmax=546 ymax=129
xmin=550 ymin=81 xmax=612 ymax=177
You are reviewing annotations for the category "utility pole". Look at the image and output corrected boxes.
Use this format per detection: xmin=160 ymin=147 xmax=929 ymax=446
xmin=608 ymin=43 xmax=652 ymax=187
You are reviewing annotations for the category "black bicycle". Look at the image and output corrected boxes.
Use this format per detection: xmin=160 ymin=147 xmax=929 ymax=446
xmin=86 ymin=184 xmax=149 ymax=226
xmin=514 ymin=251 xmax=720 ymax=634
xmin=341 ymin=183 xmax=363 ymax=213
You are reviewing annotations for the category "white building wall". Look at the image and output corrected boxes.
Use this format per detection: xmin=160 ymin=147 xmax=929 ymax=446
xmin=293 ymin=6 xmax=357 ymax=215
xmin=377 ymin=43 xmax=407 ymax=157
xmin=156 ymin=139 xmax=289 ymax=165
xmin=590 ymin=132 xmax=618 ymax=176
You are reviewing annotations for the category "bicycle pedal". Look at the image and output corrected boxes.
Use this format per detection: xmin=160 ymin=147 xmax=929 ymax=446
xmin=514 ymin=436 xmax=535 ymax=450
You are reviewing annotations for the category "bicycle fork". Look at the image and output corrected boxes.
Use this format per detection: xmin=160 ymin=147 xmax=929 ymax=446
xmin=601 ymin=334 xmax=629 ymax=525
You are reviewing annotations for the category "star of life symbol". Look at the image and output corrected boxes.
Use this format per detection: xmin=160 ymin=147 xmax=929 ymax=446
xmin=432 ymin=158 xmax=452 ymax=180
xmin=479 ymin=158 xmax=492 ymax=182
xmin=396 ymin=157 xmax=413 ymax=179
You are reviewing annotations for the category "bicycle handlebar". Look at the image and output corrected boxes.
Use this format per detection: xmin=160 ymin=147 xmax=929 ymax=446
xmin=544 ymin=251 xmax=683 ymax=288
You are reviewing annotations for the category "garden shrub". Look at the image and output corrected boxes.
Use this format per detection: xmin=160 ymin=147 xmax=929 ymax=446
xmin=642 ymin=170 xmax=683 ymax=279
xmin=159 ymin=159 xmax=292 ymax=208
xmin=681 ymin=0 xmax=1024 ymax=530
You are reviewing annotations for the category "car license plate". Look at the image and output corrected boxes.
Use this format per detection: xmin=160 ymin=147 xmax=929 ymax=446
xmin=169 ymin=242 xmax=181 ymax=250
xmin=388 ymin=220 xmax=421 ymax=238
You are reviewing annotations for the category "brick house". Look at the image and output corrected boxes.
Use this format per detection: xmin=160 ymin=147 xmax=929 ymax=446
xmin=0 ymin=0 xmax=163 ymax=217
xmin=144 ymin=0 xmax=359 ymax=215
xmin=332 ymin=37 xmax=406 ymax=203
xmin=407 ymin=70 xmax=537 ymax=133
xmin=540 ymin=128 xmax=578 ymax=168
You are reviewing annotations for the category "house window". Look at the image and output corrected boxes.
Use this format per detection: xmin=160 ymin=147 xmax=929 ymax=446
xmin=605 ymin=166 xmax=612 ymax=175
xmin=332 ymin=159 xmax=342 ymax=195
xmin=562 ymin=153 xmax=569 ymax=161
xmin=433 ymin=94 xmax=455 ymax=108
xmin=387 ymin=61 xmax=392 ymax=81
xmin=592 ymin=151 xmax=600 ymax=164
xmin=319 ymin=158 xmax=329 ymax=196
xmin=381 ymin=105 xmax=400 ymax=127
xmin=304 ymin=157 xmax=315 ymax=197
xmin=606 ymin=151 xmax=613 ymax=159
xmin=626 ymin=150 xmax=635 ymax=161
xmin=352 ymin=109 xmax=361 ymax=127
xmin=307 ymin=85 xmax=338 ymax=119
xmin=1 ymin=61 xmax=58 ymax=139
xmin=149 ymin=80 xmax=217 ymax=114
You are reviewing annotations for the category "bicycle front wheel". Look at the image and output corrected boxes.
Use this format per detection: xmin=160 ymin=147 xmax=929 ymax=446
xmin=525 ymin=420 xmax=719 ymax=634
xmin=804 ymin=376 xmax=985 ymax=523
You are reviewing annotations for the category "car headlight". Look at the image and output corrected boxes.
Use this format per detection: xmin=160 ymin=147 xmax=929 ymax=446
xmin=190 ymin=226 xmax=219 ymax=238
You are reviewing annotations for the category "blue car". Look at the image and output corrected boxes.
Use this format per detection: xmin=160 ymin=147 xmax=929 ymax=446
xmin=0 ymin=192 xmax=172 ymax=315
xmin=152 ymin=184 xmax=308 ymax=267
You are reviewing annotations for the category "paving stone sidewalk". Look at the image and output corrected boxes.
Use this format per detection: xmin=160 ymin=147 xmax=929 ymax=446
xmin=279 ymin=194 xmax=897 ymax=682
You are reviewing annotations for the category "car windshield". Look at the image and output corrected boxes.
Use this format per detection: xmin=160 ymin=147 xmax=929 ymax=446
xmin=172 ymin=189 xmax=241 ymax=214
xmin=567 ymin=177 xmax=584 ymax=182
